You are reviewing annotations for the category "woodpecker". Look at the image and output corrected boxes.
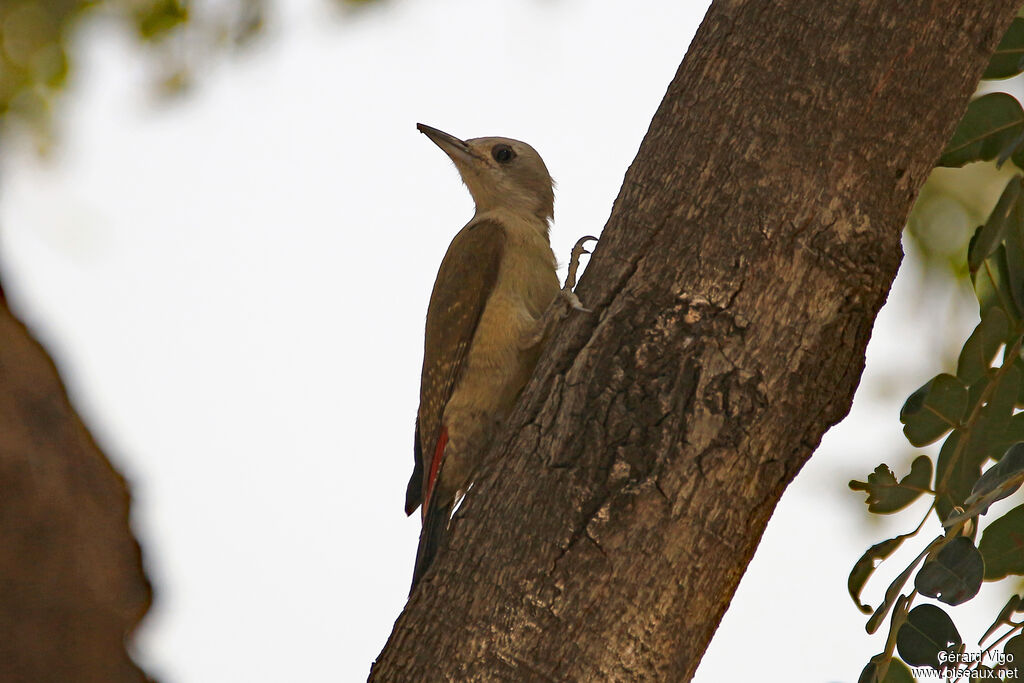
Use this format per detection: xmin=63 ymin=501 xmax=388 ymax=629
xmin=406 ymin=124 xmax=594 ymax=590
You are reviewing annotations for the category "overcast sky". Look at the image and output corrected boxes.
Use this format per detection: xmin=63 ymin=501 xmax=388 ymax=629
xmin=0 ymin=1 xmax=1002 ymax=680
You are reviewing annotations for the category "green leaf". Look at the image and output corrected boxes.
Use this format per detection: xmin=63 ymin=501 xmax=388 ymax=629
xmin=972 ymin=244 xmax=1021 ymax=322
xmin=135 ymin=0 xmax=189 ymax=40
xmin=1003 ymin=178 xmax=1024 ymax=314
xmin=914 ymin=537 xmax=985 ymax=605
xmin=984 ymin=19 xmax=1024 ymax=80
xmin=958 ymin=308 xmax=1009 ymax=384
xmin=1005 ymin=634 xmax=1024 ymax=677
xmin=969 ymin=371 xmax=990 ymax=407
xmin=967 ymin=443 xmax=1024 ymax=513
xmin=998 ymin=413 xmax=1024 ymax=450
xmin=858 ymin=657 xmax=915 ymax=683
xmin=867 ymin=538 xmax=940 ymax=634
xmin=945 ymin=442 xmax=1024 ymax=529
xmin=939 ymin=94 xmax=1024 ymax=168
xmin=979 ymin=504 xmax=1024 ymax=580
xmin=849 ymin=535 xmax=912 ymax=614
xmin=936 ymin=431 xmax=977 ymax=522
xmin=857 ymin=661 xmax=877 ymax=683
xmin=901 ymin=374 xmax=968 ymax=447
xmin=1005 ymin=228 xmax=1024 ymax=317
xmin=881 ymin=659 xmax=914 ymax=683
xmin=1015 ymin=359 xmax=1024 ymax=406
xmin=850 ymin=456 xmax=932 ymax=514
xmin=1001 ymin=130 xmax=1024 ymax=168
xmin=938 ymin=368 xmax=1023 ymax=522
xmin=968 ymin=365 xmax=1023 ymax=463
xmin=896 ymin=604 xmax=962 ymax=668
xmin=969 ymin=177 xmax=1022 ymax=272
xmin=991 ymin=366 xmax=1021 ymax=427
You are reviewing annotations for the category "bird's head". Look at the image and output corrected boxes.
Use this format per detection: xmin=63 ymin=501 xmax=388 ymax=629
xmin=417 ymin=123 xmax=555 ymax=224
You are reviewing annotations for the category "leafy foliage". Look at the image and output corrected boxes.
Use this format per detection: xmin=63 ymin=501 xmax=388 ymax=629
xmin=985 ymin=18 xmax=1024 ymax=80
xmin=914 ymin=537 xmax=984 ymax=605
xmin=853 ymin=34 xmax=1024 ymax=680
xmin=899 ymin=375 xmax=968 ymax=447
xmin=0 ymin=1 xmax=382 ymax=150
xmin=978 ymin=504 xmax=1024 ymax=580
xmin=0 ymin=0 xmax=267 ymax=147
xmin=850 ymin=457 xmax=933 ymax=514
xmin=938 ymin=93 xmax=1024 ymax=170
xmin=897 ymin=604 xmax=962 ymax=668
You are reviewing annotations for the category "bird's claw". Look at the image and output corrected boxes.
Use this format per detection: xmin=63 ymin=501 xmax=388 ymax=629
xmin=520 ymin=235 xmax=598 ymax=350
xmin=563 ymin=235 xmax=598 ymax=294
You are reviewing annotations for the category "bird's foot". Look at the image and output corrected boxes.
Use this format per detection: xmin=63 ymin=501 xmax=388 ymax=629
xmin=559 ymin=234 xmax=597 ymax=312
xmin=518 ymin=235 xmax=598 ymax=350
xmin=563 ymin=235 xmax=598 ymax=294
xmin=558 ymin=288 xmax=588 ymax=313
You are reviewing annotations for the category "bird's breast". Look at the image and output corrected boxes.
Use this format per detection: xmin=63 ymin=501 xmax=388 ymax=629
xmin=485 ymin=209 xmax=559 ymax=317
xmin=449 ymin=212 xmax=558 ymax=413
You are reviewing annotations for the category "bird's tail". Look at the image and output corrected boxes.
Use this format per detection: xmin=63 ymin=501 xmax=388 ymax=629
xmin=410 ymin=495 xmax=453 ymax=594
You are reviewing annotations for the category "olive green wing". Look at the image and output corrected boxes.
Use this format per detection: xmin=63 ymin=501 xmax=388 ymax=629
xmin=404 ymin=220 xmax=505 ymax=515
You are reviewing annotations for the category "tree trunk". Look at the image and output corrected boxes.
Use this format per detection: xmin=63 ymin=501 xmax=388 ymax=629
xmin=371 ymin=1 xmax=1020 ymax=680
xmin=0 ymin=282 xmax=152 ymax=682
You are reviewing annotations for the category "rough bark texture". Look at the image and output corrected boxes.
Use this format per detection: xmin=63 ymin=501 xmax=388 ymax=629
xmin=372 ymin=1 xmax=1021 ymax=681
xmin=0 ymin=282 xmax=152 ymax=682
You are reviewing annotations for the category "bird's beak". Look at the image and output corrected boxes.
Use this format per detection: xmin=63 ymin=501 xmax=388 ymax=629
xmin=417 ymin=123 xmax=475 ymax=165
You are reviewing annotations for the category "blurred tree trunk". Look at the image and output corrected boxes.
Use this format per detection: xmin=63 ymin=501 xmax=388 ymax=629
xmin=0 ymin=282 xmax=151 ymax=682
xmin=371 ymin=1 xmax=1019 ymax=680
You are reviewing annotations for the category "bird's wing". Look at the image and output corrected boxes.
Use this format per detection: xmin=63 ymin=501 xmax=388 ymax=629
xmin=405 ymin=219 xmax=505 ymax=515
xmin=403 ymin=417 xmax=425 ymax=514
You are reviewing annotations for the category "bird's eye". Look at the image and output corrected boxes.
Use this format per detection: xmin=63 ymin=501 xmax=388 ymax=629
xmin=492 ymin=144 xmax=516 ymax=163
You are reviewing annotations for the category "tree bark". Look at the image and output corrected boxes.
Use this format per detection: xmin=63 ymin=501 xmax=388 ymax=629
xmin=371 ymin=1 xmax=1020 ymax=681
xmin=0 ymin=282 xmax=152 ymax=682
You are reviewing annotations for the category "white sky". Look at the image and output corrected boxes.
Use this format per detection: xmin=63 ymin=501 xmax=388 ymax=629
xmin=0 ymin=1 xmax=1006 ymax=681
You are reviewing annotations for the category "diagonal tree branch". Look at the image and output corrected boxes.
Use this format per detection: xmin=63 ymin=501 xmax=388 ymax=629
xmin=0 ymin=282 xmax=151 ymax=682
xmin=371 ymin=1 xmax=1021 ymax=680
